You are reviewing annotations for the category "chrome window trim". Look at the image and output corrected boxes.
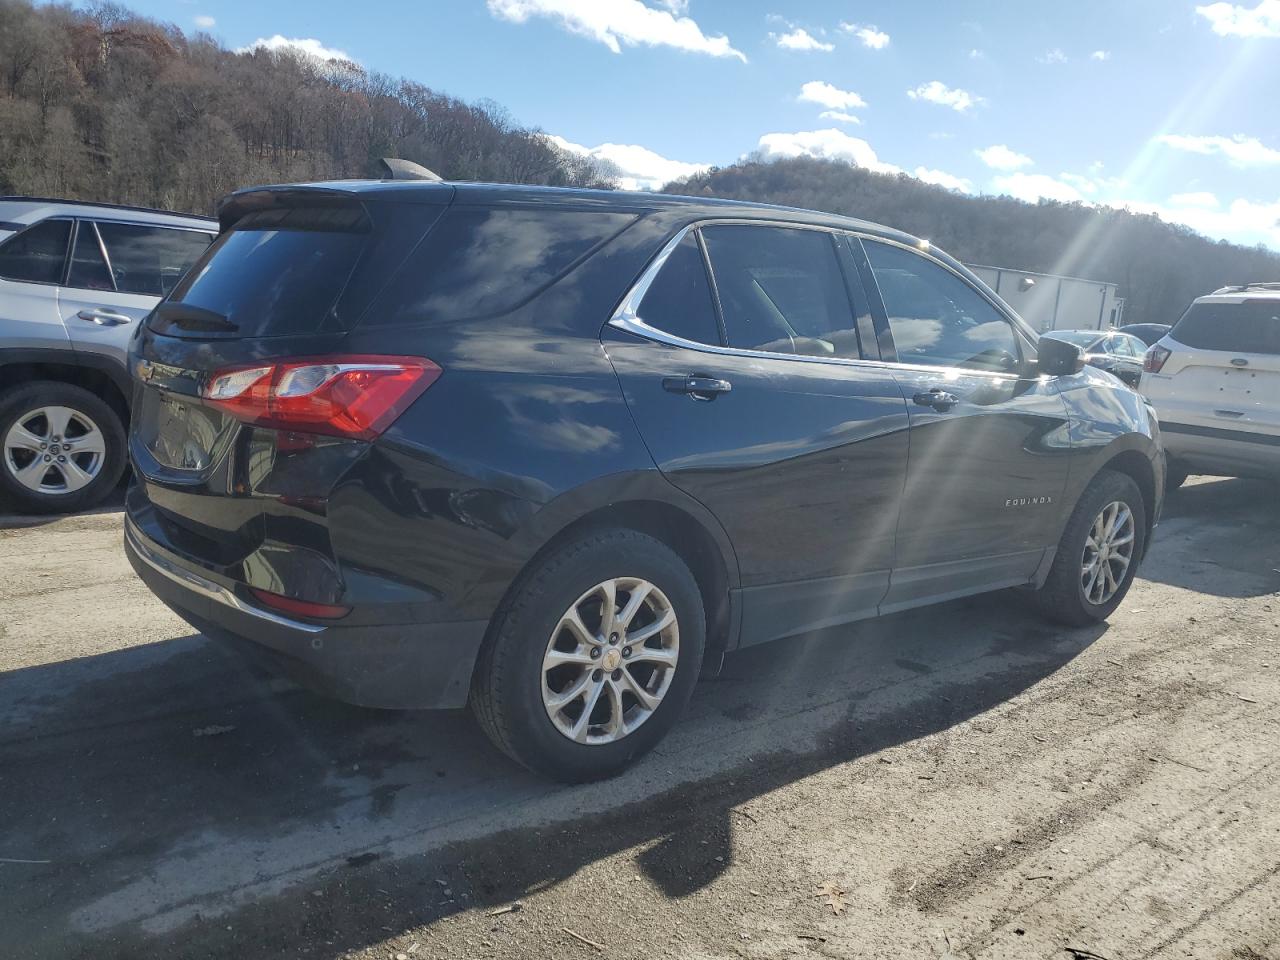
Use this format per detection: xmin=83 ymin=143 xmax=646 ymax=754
xmin=608 ymin=218 xmax=1028 ymax=383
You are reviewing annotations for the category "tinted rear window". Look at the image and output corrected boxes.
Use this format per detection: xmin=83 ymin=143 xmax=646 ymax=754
xmin=163 ymin=207 xmax=370 ymax=337
xmin=1173 ymin=300 xmax=1280 ymax=355
xmin=366 ymin=206 xmax=636 ymax=327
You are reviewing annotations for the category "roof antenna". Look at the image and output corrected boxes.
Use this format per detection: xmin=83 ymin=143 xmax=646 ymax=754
xmin=378 ymin=158 xmax=442 ymax=181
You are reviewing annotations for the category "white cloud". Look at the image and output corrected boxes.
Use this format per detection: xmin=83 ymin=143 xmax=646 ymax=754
xmin=1169 ymin=191 xmax=1221 ymax=208
xmin=755 ymin=129 xmax=902 ymax=175
xmin=775 ymin=28 xmax=833 ymax=52
xmin=819 ymin=110 xmax=862 ymax=125
xmin=914 ymin=167 xmax=974 ymax=193
xmin=1120 ymin=195 xmax=1280 ymax=248
xmin=968 ymin=48 xmax=985 ymax=59
xmin=1196 ymin=1 xmax=1280 ymax=37
xmin=237 ymin=35 xmax=355 ymax=63
xmin=547 ymin=134 xmax=707 ymax=190
xmin=992 ymin=172 xmax=1085 ymax=203
xmin=487 ymin=0 xmax=746 ymax=61
xmin=907 ymin=80 xmax=983 ymax=112
xmin=1059 ymin=172 xmax=1101 ymax=195
xmin=1091 ymin=49 xmax=1111 ymax=60
xmin=1037 ymin=48 xmax=1068 ymax=64
xmin=798 ymin=80 xmax=867 ymax=111
xmin=839 ymin=22 xmax=890 ymax=49
xmin=976 ymin=144 xmax=1033 ymax=171
xmin=1156 ymin=133 xmax=1280 ymax=166
xmin=194 ymin=14 xmax=216 ymax=29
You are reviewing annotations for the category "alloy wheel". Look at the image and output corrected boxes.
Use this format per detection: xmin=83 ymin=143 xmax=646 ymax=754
xmin=3 ymin=405 xmax=107 ymax=496
xmin=1081 ymin=500 xmax=1135 ymax=605
xmin=541 ymin=577 xmax=679 ymax=745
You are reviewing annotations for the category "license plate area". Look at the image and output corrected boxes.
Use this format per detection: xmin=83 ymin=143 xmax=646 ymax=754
xmin=134 ymin=388 xmax=237 ymax=475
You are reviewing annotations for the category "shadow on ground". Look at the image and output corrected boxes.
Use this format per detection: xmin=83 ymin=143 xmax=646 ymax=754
xmin=4 ymin=473 xmax=1275 ymax=959
xmin=1142 ymin=477 xmax=1280 ymax=598
xmin=2 ymin=591 xmax=1102 ymax=960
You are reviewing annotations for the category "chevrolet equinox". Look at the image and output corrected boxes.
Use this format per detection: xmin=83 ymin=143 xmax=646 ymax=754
xmin=124 ymin=180 xmax=1164 ymax=781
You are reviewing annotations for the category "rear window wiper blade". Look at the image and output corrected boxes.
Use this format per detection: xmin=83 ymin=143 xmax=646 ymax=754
xmin=152 ymin=302 xmax=238 ymax=333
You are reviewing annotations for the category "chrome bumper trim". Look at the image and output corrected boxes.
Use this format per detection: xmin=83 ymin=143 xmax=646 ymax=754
xmin=124 ymin=516 xmax=326 ymax=635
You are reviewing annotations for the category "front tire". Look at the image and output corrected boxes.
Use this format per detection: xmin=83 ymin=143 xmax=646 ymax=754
xmin=470 ymin=528 xmax=705 ymax=782
xmin=0 ymin=381 xmax=127 ymax=514
xmin=1032 ymin=469 xmax=1146 ymax=626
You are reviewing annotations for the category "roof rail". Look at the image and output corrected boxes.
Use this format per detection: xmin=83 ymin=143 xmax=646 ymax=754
xmin=1211 ymin=281 xmax=1280 ymax=294
xmin=0 ymin=195 xmax=216 ymax=222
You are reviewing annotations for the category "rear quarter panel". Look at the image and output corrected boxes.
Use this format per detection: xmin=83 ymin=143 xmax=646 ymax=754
xmin=328 ymin=211 xmax=739 ymax=620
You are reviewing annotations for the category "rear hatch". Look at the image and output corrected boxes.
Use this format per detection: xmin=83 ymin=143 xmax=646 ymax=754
xmin=1145 ymin=297 xmax=1280 ymax=434
xmin=128 ymin=185 xmax=450 ymax=599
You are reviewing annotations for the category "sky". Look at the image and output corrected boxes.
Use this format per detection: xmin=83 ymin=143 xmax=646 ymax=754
xmin=118 ymin=0 xmax=1280 ymax=249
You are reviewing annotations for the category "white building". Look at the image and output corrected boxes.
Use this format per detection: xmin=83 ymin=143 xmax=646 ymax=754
xmin=966 ymin=264 xmax=1124 ymax=334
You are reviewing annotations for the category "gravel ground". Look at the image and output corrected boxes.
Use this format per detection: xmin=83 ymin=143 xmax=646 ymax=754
xmin=1 ymin=477 xmax=1278 ymax=960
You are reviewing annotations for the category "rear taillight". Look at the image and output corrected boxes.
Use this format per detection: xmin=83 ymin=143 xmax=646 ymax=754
xmin=249 ymin=587 xmax=351 ymax=620
xmin=203 ymin=355 xmax=441 ymax=440
xmin=1144 ymin=345 xmax=1171 ymax=374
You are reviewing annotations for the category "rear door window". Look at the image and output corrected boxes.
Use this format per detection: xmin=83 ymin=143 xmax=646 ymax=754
xmin=0 ymin=219 xmax=71 ymax=284
xmin=1114 ymin=335 xmax=1142 ymax=358
xmin=636 ymin=233 xmax=722 ymax=346
xmin=366 ymin=206 xmax=636 ymax=327
xmin=700 ymin=224 xmax=862 ymax=358
xmin=1172 ymin=300 xmax=1280 ymax=355
xmin=94 ymin=222 xmax=212 ymax=297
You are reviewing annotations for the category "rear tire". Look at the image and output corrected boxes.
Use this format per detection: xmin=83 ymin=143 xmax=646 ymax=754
xmin=0 ymin=381 xmax=126 ymax=515
xmin=1032 ymin=469 xmax=1146 ymax=626
xmin=470 ymin=528 xmax=705 ymax=783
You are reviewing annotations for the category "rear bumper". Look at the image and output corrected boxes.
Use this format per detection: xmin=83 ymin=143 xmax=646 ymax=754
xmin=1161 ymin=421 xmax=1280 ymax=479
xmin=124 ymin=516 xmax=487 ymax=709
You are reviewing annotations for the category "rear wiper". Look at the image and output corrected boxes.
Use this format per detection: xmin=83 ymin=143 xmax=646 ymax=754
xmin=152 ymin=302 xmax=239 ymax=333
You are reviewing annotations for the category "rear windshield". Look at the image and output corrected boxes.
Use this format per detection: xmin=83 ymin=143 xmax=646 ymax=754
xmin=1173 ymin=300 xmax=1280 ymax=355
xmin=364 ymin=206 xmax=637 ymax=327
xmin=161 ymin=206 xmax=370 ymax=337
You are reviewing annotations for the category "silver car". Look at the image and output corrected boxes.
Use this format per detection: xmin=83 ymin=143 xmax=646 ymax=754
xmin=0 ymin=197 xmax=215 ymax=512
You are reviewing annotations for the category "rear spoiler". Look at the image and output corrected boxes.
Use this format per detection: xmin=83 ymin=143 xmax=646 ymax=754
xmin=215 ymin=187 xmax=368 ymax=232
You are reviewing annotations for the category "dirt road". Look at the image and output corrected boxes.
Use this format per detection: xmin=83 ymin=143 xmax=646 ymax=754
xmin=1 ymin=477 xmax=1278 ymax=960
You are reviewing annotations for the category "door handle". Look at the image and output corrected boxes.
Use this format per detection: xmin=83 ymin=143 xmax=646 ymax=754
xmin=912 ymin=388 xmax=959 ymax=411
xmin=662 ymin=375 xmax=732 ymax=400
xmin=77 ymin=308 xmax=133 ymax=326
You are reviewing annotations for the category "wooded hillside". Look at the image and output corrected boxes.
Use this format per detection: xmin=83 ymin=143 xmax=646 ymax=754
xmin=664 ymin=156 xmax=1280 ymax=327
xmin=0 ymin=0 xmax=612 ymax=215
xmin=1 ymin=1 xmax=1274 ymax=327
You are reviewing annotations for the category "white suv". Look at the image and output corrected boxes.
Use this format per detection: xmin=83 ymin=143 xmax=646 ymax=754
xmin=1140 ymin=283 xmax=1280 ymax=488
xmin=0 ymin=197 xmax=215 ymax=512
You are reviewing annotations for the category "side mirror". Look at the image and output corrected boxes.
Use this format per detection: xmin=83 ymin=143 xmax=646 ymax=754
xmin=1035 ymin=336 xmax=1085 ymax=377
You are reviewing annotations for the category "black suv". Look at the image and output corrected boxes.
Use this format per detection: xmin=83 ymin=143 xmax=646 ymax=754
xmin=124 ymin=181 xmax=1164 ymax=781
